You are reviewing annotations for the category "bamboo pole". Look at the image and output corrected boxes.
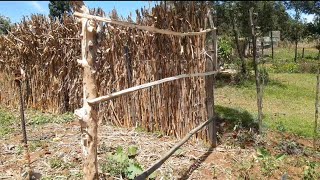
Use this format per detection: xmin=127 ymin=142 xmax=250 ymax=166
xmin=74 ymin=12 xmax=214 ymax=37
xmin=135 ymin=117 xmax=215 ymax=179
xmin=88 ymin=71 xmax=217 ymax=105
xmin=73 ymin=2 xmax=99 ymax=179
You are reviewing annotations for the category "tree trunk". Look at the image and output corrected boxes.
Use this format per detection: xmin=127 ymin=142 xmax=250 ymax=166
xmin=315 ymin=56 xmax=320 ymax=150
xmin=302 ymin=47 xmax=305 ymax=59
xmin=232 ymin=16 xmax=246 ymax=76
xmin=271 ymin=30 xmax=274 ymax=60
xmin=250 ymin=8 xmax=263 ymax=134
xmin=206 ymin=10 xmax=217 ymax=147
xmin=261 ymin=40 xmax=264 ymax=57
xmin=294 ymin=39 xmax=298 ymax=63
xmin=74 ymin=2 xmax=99 ymax=179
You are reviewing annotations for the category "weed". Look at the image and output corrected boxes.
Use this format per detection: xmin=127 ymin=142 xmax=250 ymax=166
xmin=303 ymin=161 xmax=320 ymax=180
xmin=29 ymin=140 xmax=44 ymax=152
xmin=277 ymin=140 xmax=304 ymax=155
xmin=256 ymin=147 xmax=286 ymax=176
xmin=28 ymin=111 xmax=74 ymax=125
xmin=49 ymin=157 xmax=75 ymax=170
xmin=0 ymin=108 xmax=17 ymax=136
xmin=102 ymin=146 xmax=143 ymax=179
xmin=236 ymin=159 xmax=254 ymax=179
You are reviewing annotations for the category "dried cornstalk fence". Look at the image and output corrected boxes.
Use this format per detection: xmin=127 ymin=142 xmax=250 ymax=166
xmin=72 ymin=1 xmax=218 ymax=178
xmin=0 ymin=1 xmax=218 ymax=178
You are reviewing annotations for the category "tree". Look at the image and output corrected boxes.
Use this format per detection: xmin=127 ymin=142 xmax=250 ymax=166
xmin=0 ymin=15 xmax=11 ymax=35
xmin=48 ymin=1 xmax=72 ymax=21
xmin=284 ymin=1 xmax=313 ymax=62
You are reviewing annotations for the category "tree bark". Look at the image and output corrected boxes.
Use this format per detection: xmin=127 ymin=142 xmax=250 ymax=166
xmin=315 ymin=56 xmax=320 ymax=150
xmin=250 ymin=8 xmax=263 ymax=134
xmin=205 ymin=10 xmax=217 ymax=147
xmin=73 ymin=2 xmax=99 ymax=179
xmin=261 ymin=40 xmax=264 ymax=57
xmin=294 ymin=39 xmax=298 ymax=63
xmin=232 ymin=15 xmax=246 ymax=76
xmin=271 ymin=30 xmax=274 ymax=60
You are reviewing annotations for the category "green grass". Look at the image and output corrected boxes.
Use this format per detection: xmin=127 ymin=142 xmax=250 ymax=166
xmin=216 ymin=73 xmax=317 ymax=138
xmin=0 ymin=108 xmax=18 ymax=136
xmin=264 ymin=47 xmax=319 ymax=63
xmin=0 ymin=108 xmax=75 ymax=136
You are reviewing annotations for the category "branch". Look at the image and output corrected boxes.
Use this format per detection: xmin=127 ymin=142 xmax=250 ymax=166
xmin=74 ymin=12 xmax=214 ymax=37
xmin=135 ymin=117 xmax=216 ymax=180
xmin=88 ymin=71 xmax=217 ymax=105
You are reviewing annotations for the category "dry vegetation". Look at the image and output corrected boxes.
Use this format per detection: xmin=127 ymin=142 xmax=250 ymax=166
xmin=0 ymin=2 xmax=213 ymax=141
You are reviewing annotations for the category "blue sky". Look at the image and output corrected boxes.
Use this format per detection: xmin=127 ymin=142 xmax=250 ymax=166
xmin=0 ymin=1 xmax=157 ymax=23
xmin=0 ymin=1 xmax=315 ymax=24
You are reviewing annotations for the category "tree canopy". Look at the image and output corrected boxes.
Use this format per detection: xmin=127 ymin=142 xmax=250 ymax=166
xmin=48 ymin=1 xmax=72 ymax=21
xmin=0 ymin=15 xmax=11 ymax=35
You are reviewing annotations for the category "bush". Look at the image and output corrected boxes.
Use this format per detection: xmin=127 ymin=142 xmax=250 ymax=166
xmin=299 ymin=62 xmax=318 ymax=73
xmin=269 ymin=62 xmax=299 ymax=73
xmin=268 ymin=62 xmax=318 ymax=74
xmin=218 ymin=36 xmax=233 ymax=64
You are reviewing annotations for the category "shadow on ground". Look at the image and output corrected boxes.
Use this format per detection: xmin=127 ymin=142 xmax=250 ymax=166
xmin=178 ymin=146 xmax=214 ymax=180
xmin=215 ymin=105 xmax=258 ymax=131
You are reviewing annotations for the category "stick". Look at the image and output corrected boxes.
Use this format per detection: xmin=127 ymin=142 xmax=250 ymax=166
xmin=74 ymin=12 xmax=214 ymax=37
xmin=135 ymin=117 xmax=215 ymax=180
xmin=88 ymin=71 xmax=217 ymax=105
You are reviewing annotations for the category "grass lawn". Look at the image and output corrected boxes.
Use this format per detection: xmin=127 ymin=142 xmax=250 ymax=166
xmin=264 ymin=46 xmax=319 ymax=62
xmin=216 ymin=73 xmax=317 ymax=138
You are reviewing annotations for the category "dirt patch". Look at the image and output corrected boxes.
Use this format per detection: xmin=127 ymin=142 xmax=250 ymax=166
xmin=0 ymin=122 xmax=319 ymax=179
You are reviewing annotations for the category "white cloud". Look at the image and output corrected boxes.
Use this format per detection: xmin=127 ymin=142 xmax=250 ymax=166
xmin=302 ymin=14 xmax=315 ymax=23
xmin=29 ymin=1 xmax=45 ymax=13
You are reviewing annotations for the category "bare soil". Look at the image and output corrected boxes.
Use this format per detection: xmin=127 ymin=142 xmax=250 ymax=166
xmin=0 ymin=121 xmax=319 ymax=180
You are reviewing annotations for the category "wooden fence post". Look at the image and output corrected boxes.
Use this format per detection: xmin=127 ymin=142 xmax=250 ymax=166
xmin=72 ymin=2 xmax=99 ymax=179
xmin=206 ymin=10 xmax=217 ymax=147
xmin=15 ymin=68 xmax=32 ymax=179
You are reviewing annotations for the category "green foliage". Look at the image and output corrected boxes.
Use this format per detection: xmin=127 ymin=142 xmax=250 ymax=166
xmin=29 ymin=140 xmax=45 ymax=152
xmin=303 ymin=161 xmax=320 ymax=180
xmin=269 ymin=62 xmax=299 ymax=73
xmin=28 ymin=111 xmax=74 ymax=125
xmin=267 ymin=61 xmax=318 ymax=74
xmin=48 ymin=1 xmax=72 ymax=21
xmin=218 ymin=36 xmax=233 ymax=63
xmin=277 ymin=140 xmax=304 ymax=155
xmin=0 ymin=15 xmax=11 ymax=35
xmin=256 ymin=147 xmax=286 ymax=176
xmin=0 ymin=109 xmax=17 ymax=136
xmin=49 ymin=157 xmax=75 ymax=169
xmin=102 ymin=146 xmax=155 ymax=179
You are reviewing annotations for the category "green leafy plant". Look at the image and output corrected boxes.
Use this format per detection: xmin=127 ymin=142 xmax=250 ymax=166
xmin=49 ymin=157 xmax=75 ymax=169
xmin=0 ymin=109 xmax=17 ymax=136
xmin=102 ymin=146 xmax=154 ymax=179
xmin=218 ymin=36 xmax=233 ymax=64
xmin=256 ymin=147 xmax=285 ymax=176
xmin=303 ymin=161 xmax=319 ymax=180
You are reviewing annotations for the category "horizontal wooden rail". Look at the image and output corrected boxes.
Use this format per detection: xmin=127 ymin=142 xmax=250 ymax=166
xmin=135 ymin=117 xmax=216 ymax=180
xmin=74 ymin=12 xmax=215 ymax=36
xmin=88 ymin=71 xmax=217 ymax=105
